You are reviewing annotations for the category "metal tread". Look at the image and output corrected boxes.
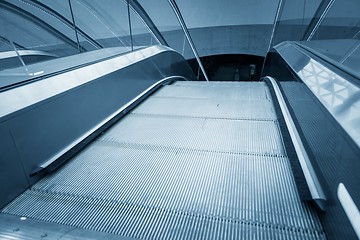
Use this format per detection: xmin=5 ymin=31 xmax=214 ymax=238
xmin=133 ymin=97 xmax=277 ymax=120
xmin=154 ymin=85 xmax=271 ymax=101
xmin=1 ymin=81 xmax=324 ymax=239
xmin=130 ymin=112 xmax=277 ymax=123
xmin=94 ymin=140 xmax=286 ymax=158
xmin=99 ymin=114 xmax=286 ymax=156
xmin=173 ymin=81 xmax=268 ymax=88
xmin=2 ymin=144 xmax=324 ymax=239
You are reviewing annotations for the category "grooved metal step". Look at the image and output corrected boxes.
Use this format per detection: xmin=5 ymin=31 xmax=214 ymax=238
xmin=154 ymin=84 xmax=271 ymax=100
xmin=1 ymin=81 xmax=325 ymax=239
xmin=99 ymin=114 xmax=285 ymax=157
xmin=133 ymin=97 xmax=277 ymax=120
xmin=3 ymin=144 xmax=323 ymax=239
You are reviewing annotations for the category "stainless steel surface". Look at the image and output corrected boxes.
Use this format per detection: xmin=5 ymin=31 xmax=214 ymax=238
xmin=173 ymin=81 xmax=269 ymax=88
xmin=278 ymin=80 xmax=359 ymax=239
xmin=0 ymin=47 xmax=130 ymax=82
xmin=2 ymin=81 xmax=325 ymax=239
xmin=156 ymin=83 xmax=271 ymax=100
xmin=337 ymin=183 xmax=360 ymax=239
xmin=276 ymin=42 xmax=360 ymax=149
xmin=39 ymin=76 xmax=183 ymax=170
xmin=265 ymin=76 xmax=326 ymax=210
xmin=100 ymin=114 xmax=284 ymax=156
xmin=0 ymin=50 xmax=57 ymax=59
xmin=0 ymin=45 xmax=170 ymax=118
xmin=133 ymin=97 xmax=276 ymax=120
xmin=3 ymin=146 xmax=323 ymax=239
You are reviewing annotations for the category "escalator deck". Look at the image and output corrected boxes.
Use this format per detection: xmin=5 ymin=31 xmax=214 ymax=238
xmin=1 ymin=81 xmax=325 ymax=239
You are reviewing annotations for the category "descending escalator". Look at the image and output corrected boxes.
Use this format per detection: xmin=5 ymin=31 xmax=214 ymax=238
xmin=1 ymin=81 xmax=325 ymax=239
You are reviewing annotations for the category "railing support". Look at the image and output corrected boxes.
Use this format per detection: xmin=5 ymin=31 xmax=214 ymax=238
xmin=168 ymin=0 xmax=209 ymax=82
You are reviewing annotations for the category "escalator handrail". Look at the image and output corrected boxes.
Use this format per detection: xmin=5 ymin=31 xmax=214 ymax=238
xmin=264 ymin=76 xmax=327 ymax=210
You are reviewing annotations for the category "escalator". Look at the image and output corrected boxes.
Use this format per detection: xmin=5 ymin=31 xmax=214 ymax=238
xmin=1 ymin=80 xmax=325 ymax=239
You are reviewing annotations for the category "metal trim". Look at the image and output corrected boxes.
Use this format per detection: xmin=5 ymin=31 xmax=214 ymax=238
xmin=68 ymin=0 xmax=81 ymax=53
xmin=0 ymin=50 xmax=57 ymax=59
xmin=35 ymin=75 xmax=188 ymax=174
xmin=127 ymin=0 xmax=134 ymax=51
xmin=267 ymin=0 xmax=284 ymax=52
xmin=338 ymin=183 xmax=360 ymax=239
xmin=264 ymin=76 xmax=327 ymax=210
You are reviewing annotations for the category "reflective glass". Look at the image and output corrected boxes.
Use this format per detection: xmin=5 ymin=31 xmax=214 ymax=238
xmin=0 ymin=1 xmax=76 ymax=77
xmin=71 ymin=0 xmax=131 ymax=51
xmin=0 ymin=0 xmax=138 ymax=81
xmin=312 ymin=0 xmax=360 ymax=40
xmin=341 ymin=41 xmax=360 ymax=73
xmin=297 ymin=1 xmax=360 ymax=78
xmin=0 ymin=14 xmax=26 ymax=75
xmin=298 ymin=39 xmax=360 ymax=78
xmin=139 ymin=0 xmax=207 ymax=60
xmin=138 ymin=0 xmax=189 ymax=54
xmin=36 ymin=0 xmax=98 ymax=52
xmin=38 ymin=0 xmax=73 ymax=21
xmin=129 ymin=3 xmax=159 ymax=50
xmin=138 ymin=0 xmax=204 ymax=79
xmin=271 ymin=0 xmax=321 ymax=47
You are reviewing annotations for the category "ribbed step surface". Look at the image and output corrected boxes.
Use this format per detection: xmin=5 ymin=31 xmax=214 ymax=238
xmin=154 ymin=82 xmax=271 ymax=100
xmin=2 ymin=81 xmax=325 ymax=239
xmin=99 ymin=115 xmax=284 ymax=156
xmin=133 ymin=97 xmax=277 ymax=120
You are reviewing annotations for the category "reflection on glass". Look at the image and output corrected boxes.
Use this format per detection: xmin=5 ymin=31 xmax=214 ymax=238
xmin=305 ymin=0 xmax=360 ymax=75
xmin=271 ymin=0 xmax=321 ymax=47
xmin=341 ymin=41 xmax=360 ymax=73
xmin=138 ymin=0 xmax=187 ymax=54
xmin=129 ymin=3 xmax=159 ymax=50
xmin=0 ymin=15 xmax=25 ymax=73
xmin=0 ymin=0 xmax=144 ymax=79
xmin=71 ymin=0 xmax=131 ymax=50
xmin=312 ymin=0 xmax=360 ymax=40
xmin=3 ymin=0 xmax=81 ymax=56
xmin=0 ymin=5 xmax=58 ymax=76
xmin=271 ymin=0 xmax=360 ymax=78
xmin=297 ymin=58 xmax=360 ymax=146
xmin=137 ymin=0 xmax=203 ymax=79
xmin=298 ymin=39 xmax=360 ymax=78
